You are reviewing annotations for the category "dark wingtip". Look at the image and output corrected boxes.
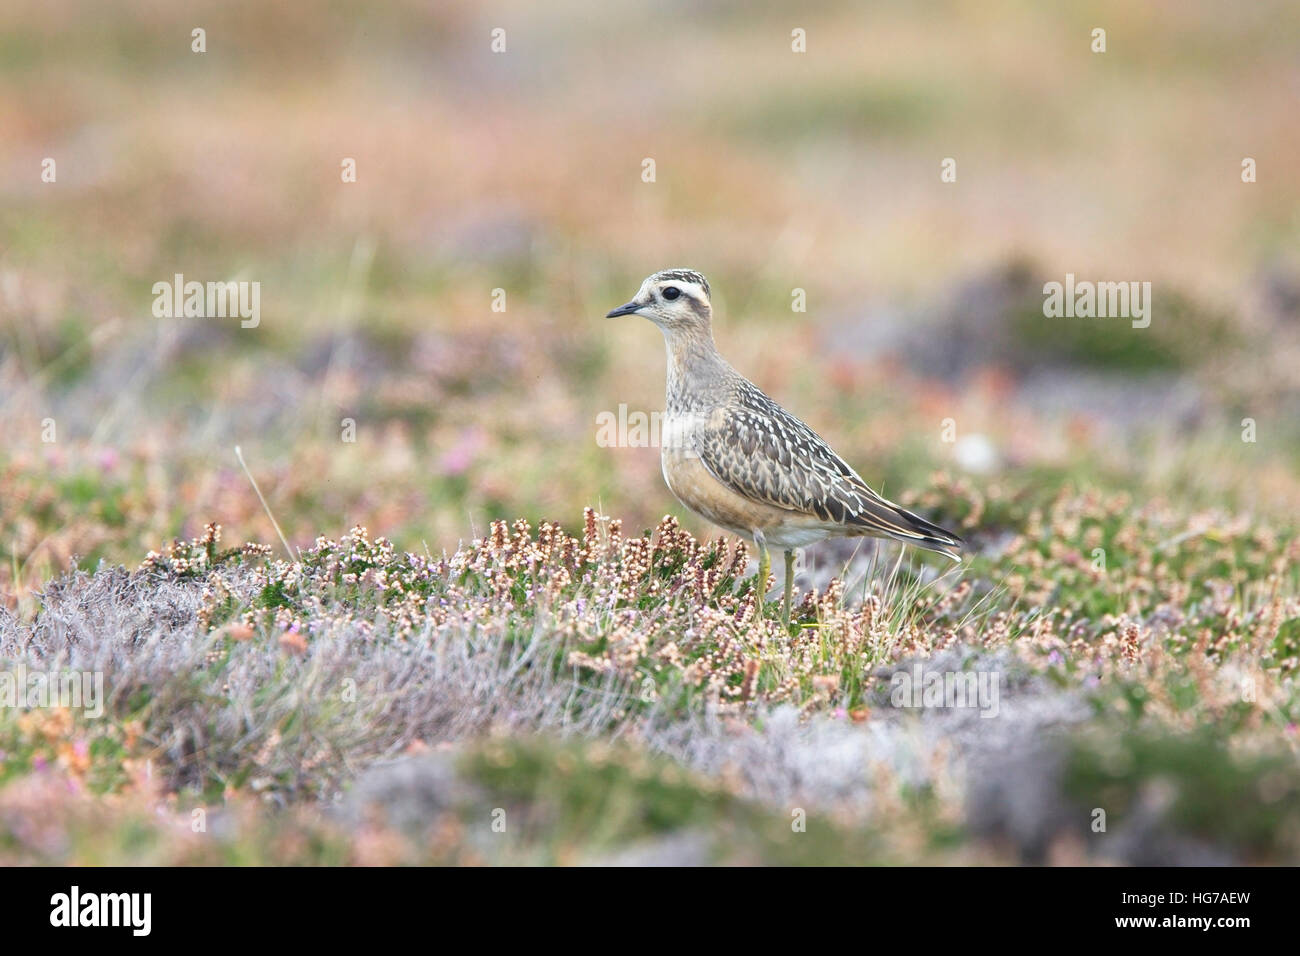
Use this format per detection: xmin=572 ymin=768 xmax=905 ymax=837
xmin=900 ymin=508 xmax=964 ymax=550
xmin=845 ymin=500 xmax=966 ymax=561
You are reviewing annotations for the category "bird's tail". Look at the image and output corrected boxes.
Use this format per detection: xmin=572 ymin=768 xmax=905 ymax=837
xmin=847 ymin=497 xmax=965 ymax=562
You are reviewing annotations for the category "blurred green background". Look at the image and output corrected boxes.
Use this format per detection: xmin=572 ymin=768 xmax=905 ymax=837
xmin=2 ymin=0 xmax=1299 ymax=605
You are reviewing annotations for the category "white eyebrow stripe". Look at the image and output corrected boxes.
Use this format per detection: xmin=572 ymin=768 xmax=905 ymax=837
xmin=658 ymin=281 xmax=706 ymax=302
xmin=651 ymin=269 xmax=711 ymax=297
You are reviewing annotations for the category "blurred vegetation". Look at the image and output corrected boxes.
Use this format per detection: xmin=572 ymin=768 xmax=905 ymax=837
xmin=1 ymin=0 xmax=1299 ymax=864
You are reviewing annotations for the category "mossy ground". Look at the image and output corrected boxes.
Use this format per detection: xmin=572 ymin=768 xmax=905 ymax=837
xmin=3 ymin=0 xmax=1300 ymax=864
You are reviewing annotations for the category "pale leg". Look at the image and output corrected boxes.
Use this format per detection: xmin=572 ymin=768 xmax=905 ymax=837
xmin=782 ymin=549 xmax=795 ymax=627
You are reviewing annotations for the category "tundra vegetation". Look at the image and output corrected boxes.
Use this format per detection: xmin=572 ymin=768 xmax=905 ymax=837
xmin=2 ymin=0 xmax=1299 ymax=863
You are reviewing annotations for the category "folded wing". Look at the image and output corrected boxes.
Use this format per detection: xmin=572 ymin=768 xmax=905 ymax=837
xmin=694 ymin=380 xmax=964 ymax=559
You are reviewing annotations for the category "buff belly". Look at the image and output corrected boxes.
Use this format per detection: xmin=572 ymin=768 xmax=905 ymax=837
xmin=660 ymin=445 xmax=834 ymax=549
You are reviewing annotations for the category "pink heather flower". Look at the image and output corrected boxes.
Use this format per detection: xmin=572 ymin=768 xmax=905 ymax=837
xmin=437 ymin=427 xmax=486 ymax=477
xmin=97 ymin=447 xmax=120 ymax=472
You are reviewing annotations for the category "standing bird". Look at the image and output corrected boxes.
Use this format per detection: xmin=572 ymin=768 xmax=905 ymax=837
xmin=606 ymin=269 xmax=962 ymax=626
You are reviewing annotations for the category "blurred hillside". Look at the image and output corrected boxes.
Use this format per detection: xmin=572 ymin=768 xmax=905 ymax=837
xmin=2 ymin=0 xmax=1299 ymax=602
xmin=3 ymin=0 xmax=1300 ymax=871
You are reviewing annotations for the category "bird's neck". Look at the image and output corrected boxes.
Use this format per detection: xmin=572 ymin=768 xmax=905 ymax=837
xmin=662 ymin=326 xmax=730 ymax=411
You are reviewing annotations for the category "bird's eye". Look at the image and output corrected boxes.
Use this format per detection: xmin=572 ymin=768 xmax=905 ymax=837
xmin=662 ymin=287 xmax=681 ymax=300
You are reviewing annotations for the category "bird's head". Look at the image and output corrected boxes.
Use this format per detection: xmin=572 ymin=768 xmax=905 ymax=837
xmin=606 ymin=269 xmax=712 ymax=334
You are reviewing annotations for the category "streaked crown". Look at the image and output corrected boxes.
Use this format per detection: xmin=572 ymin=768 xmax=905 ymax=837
xmin=648 ymin=269 xmax=710 ymax=299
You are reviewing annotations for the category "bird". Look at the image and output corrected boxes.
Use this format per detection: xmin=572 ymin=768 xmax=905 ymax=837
xmin=606 ymin=268 xmax=963 ymax=626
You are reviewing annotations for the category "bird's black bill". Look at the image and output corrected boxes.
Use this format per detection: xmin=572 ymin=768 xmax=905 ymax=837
xmin=605 ymin=301 xmax=641 ymax=318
